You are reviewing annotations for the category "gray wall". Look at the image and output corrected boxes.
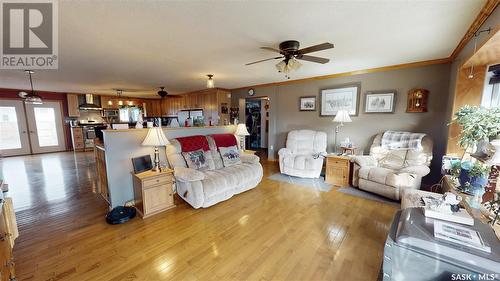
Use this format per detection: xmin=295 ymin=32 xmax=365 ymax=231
xmin=232 ymin=63 xmax=452 ymax=184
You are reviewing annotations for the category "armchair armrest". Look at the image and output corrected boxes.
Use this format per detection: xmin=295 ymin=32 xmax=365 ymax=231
xmin=173 ymin=167 xmax=205 ymax=182
xmin=240 ymin=153 xmax=260 ymax=164
xmin=398 ymin=165 xmax=430 ymax=177
xmin=352 ymin=155 xmax=378 ymax=167
xmin=278 ymin=148 xmax=292 ymax=157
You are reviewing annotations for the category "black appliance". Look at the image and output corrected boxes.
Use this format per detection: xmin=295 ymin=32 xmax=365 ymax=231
xmin=105 ymin=206 xmax=136 ymax=225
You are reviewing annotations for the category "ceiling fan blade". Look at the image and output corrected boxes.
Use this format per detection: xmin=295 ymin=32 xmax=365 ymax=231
xmin=260 ymin=47 xmax=281 ymax=53
xmin=245 ymin=56 xmax=283 ymax=66
xmin=297 ymin=43 xmax=334 ymax=55
xmin=296 ymin=55 xmax=330 ymax=64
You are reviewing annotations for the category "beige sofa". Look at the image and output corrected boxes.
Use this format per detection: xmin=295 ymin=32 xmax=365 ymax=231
xmin=352 ymin=133 xmax=433 ymax=200
xmin=166 ymin=135 xmax=263 ymax=209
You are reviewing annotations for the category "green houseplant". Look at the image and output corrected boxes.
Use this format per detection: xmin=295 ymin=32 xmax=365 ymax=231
xmin=452 ymin=105 xmax=500 ymax=150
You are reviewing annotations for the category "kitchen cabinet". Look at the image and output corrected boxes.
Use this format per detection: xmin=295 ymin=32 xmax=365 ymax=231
xmin=71 ymin=127 xmax=85 ymax=152
xmin=67 ymin=94 xmax=80 ymax=117
xmin=101 ymin=96 xmax=118 ymax=109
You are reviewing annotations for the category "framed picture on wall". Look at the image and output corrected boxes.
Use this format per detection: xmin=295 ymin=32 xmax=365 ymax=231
xmin=299 ymin=96 xmax=316 ymax=111
xmin=364 ymin=91 xmax=396 ymax=113
xmin=320 ymin=83 xmax=360 ymax=116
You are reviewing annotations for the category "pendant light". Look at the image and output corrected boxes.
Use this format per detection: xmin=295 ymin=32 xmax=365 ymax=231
xmin=18 ymin=70 xmax=43 ymax=104
xmin=206 ymin=74 xmax=215 ymax=88
xmin=116 ymin=89 xmax=124 ymax=106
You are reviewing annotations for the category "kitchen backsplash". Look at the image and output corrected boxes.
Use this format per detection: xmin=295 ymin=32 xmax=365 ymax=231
xmin=78 ymin=111 xmax=105 ymax=123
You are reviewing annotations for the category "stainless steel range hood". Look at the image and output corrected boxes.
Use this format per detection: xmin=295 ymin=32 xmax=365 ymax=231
xmin=79 ymin=94 xmax=102 ymax=110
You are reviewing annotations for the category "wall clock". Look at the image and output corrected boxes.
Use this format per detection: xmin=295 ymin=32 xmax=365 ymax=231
xmin=248 ymin=88 xmax=255 ymax=96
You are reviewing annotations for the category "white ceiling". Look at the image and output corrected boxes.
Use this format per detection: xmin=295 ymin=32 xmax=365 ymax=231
xmin=0 ymin=0 xmax=486 ymax=98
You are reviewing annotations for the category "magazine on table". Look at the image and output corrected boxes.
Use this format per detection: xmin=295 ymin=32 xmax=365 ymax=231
xmin=433 ymin=221 xmax=491 ymax=253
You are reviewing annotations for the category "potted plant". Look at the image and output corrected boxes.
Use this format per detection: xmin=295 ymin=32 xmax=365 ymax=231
xmin=450 ymin=160 xmax=490 ymax=194
xmin=452 ymin=105 xmax=500 ymax=152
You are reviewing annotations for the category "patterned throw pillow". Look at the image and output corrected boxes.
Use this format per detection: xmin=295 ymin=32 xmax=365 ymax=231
xmin=219 ymin=146 xmax=242 ymax=167
xmin=182 ymin=149 xmax=215 ymax=170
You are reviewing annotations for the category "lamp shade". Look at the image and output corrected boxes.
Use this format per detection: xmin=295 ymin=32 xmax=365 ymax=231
xmin=333 ymin=110 xmax=352 ymax=123
xmin=142 ymin=127 xmax=170 ymax=146
xmin=235 ymin=124 xmax=250 ymax=136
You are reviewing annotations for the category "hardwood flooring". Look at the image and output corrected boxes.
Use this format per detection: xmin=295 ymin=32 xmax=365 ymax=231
xmin=0 ymin=152 xmax=397 ymax=281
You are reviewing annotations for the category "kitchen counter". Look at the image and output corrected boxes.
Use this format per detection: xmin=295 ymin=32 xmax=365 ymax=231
xmin=103 ymin=125 xmax=232 ymax=133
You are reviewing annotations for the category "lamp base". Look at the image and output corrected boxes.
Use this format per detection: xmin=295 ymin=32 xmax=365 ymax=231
xmin=152 ymin=146 xmax=161 ymax=172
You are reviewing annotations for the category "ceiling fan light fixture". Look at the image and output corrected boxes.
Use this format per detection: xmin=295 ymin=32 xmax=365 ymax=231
xmin=206 ymin=74 xmax=215 ymax=88
xmin=275 ymin=60 xmax=287 ymax=73
xmin=288 ymin=58 xmax=302 ymax=71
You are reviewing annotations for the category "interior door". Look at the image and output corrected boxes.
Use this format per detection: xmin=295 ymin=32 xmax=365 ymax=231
xmin=0 ymin=99 xmax=31 ymax=157
xmin=25 ymin=101 xmax=66 ymax=154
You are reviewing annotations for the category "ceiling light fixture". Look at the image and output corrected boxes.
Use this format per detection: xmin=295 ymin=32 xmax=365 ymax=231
xmin=206 ymin=74 xmax=215 ymax=88
xmin=18 ymin=70 xmax=43 ymax=104
xmin=116 ymin=89 xmax=124 ymax=106
xmin=275 ymin=58 xmax=302 ymax=79
xmin=468 ymin=28 xmax=492 ymax=79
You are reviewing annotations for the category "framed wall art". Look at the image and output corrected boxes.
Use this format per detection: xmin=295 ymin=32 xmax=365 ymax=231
xmin=320 ymin=83 xmax=360 ymax=116
xmin=299 ymin=96 xmax=316 ymax=111
xmin=364 ymin=91 xmax=396 ymax=113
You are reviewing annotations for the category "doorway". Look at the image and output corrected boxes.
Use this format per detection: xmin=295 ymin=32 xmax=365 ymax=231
xmin=0 ymin=99 xmax=66 ymax=156
xmin=244 ymin=97 xmax=269 ymax=157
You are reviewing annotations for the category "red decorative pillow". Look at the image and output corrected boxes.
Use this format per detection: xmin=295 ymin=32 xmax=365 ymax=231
xmin=210 ymin=134 xmax=237 ymax=148
xmin=176 ymin=135 xmax=210 ymax=152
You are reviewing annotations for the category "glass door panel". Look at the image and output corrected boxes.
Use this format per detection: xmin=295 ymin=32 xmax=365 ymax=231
xmin=33 ymin=107 xmax=59 ymax=147
xmin=0 ymin=99 xmax=31 ymax=156
xmin=25 ymin=101 xmax=66 ymax=154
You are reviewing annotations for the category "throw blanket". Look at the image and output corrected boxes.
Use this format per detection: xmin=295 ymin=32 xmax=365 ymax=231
xmin=381 ymin=131 xmax=426 ymax=149
xmin=210 ymin=134 xmax=237 ymax=148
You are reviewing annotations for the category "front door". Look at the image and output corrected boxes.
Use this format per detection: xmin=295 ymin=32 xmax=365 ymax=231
xmin=25 ymin=101 xmax=66 ymax=154
xmin=0 ymin=100 xmax=31 ymax=156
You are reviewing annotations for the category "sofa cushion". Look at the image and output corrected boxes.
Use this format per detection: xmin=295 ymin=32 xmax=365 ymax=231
xmin=210 ymin=133 xmax=238 ymax=148
xmin=283 ymin=154 xmax=322 ymax=170
xmin=176 ymin=135 xmax=210 ymax=152
xmin=201 ymin=162 xmax=260 ymax=199
xmin=378 ymin=149 xmax=407 ymax=170
xmin=359 ymin=166 xmax=419 ymax=189
xmin=219 ymin=145 xmax=242 ymax=167
xmin=182 ymin=149 xmax=215 ymax=170
xmin=206 ymin=136 xmax=224 ymax=169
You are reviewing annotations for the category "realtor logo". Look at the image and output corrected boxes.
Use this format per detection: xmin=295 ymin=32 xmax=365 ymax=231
xmin=1 ymin=0 xmax=58 ymax=69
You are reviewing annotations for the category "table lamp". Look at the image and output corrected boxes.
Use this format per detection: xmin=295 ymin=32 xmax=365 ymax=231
xmin=235 ymin=124 xmax=250 ymax=150
xmin=142 ymin=127 xmax=170 ymax=172
xmin=333 ymin=110 xmax=352 ymax=154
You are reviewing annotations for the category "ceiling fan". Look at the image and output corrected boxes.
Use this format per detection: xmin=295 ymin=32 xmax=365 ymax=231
xmin=246 ymin=40 xmax=334 ymax=75
xmin=157 ymin=87 xmax=182 ymax=99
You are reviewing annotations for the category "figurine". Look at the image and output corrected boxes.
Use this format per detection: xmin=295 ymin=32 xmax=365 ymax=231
xmin=442 ymin=192 xmax=462 ymax=213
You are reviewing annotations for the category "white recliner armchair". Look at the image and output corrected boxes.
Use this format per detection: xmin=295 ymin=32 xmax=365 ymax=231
xmin=352 ymin=133 xmax=433 ymax=200
xmin=278 ymin=130 xmax=327 ymax=178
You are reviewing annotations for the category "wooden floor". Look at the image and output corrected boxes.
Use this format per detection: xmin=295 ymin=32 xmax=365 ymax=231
xmin=0 ymin=152 xmax=397 ymax=281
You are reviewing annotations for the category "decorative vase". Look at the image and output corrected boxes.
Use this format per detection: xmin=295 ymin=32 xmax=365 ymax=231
xmin=458 ymin=162 xmax=488 ymax=193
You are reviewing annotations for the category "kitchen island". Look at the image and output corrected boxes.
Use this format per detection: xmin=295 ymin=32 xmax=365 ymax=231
xmin=100 ymin=126 xmax=236 ymax=208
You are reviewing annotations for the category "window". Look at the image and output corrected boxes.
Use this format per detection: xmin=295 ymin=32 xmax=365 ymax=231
xmin=481 ymin=64 xmax=500 ymax=108
xmin=0 ymin=106 xmax=22 ymax=149
xmin=119 ymin=108 xmax=129 ymax=122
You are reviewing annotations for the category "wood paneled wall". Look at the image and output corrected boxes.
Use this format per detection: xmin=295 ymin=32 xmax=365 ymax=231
xmin=446 ymin=66 xmax=487 ymax=156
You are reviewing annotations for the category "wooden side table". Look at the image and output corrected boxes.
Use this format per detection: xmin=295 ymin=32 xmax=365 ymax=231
xmin=132 ymin=169 xmax=175 ymax=218
xmin=325 ymin=155 xmax=352 ymax=187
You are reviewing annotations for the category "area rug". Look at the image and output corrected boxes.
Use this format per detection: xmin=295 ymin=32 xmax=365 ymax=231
xmin=267 ymin=173 xmax=333 ymax=192
xmin=337 ymin=186 xmax=400 ymax=207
